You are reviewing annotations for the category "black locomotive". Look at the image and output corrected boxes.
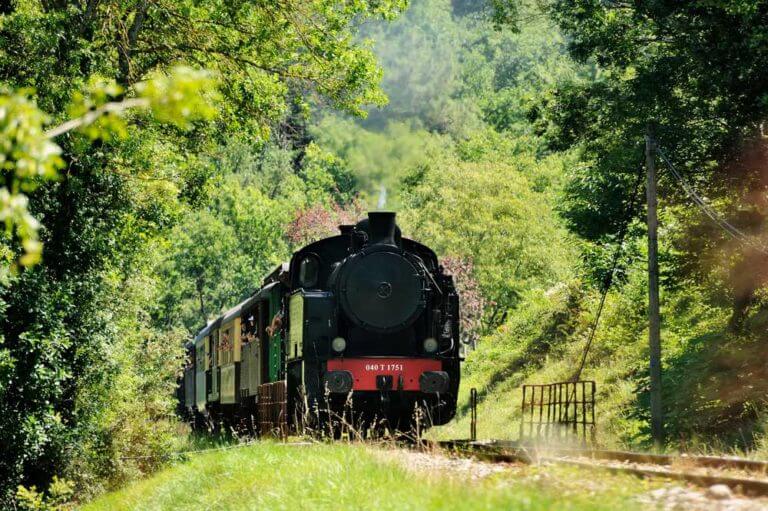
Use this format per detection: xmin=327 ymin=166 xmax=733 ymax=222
xmin=180 ymin=212 xmax=461 ymax=434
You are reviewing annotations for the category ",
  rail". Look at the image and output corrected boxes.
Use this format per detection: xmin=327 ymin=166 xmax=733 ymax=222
xmin=433 ymin=440 xmax=768 ymax=496
xmin=550 ymin=448 xmax=768 ymax=473
xmin=555 ymin=458 xmax=768 ymax=497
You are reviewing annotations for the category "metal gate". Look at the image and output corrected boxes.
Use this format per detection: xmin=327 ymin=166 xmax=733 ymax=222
xmin=519 ymin=380 xmax=595 ymax=444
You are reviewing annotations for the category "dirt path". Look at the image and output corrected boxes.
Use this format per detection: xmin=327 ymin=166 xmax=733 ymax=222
xmin=370 ymin=447 xmax=515 ymax=480
xmin=373 ymin=447 xmax=768 ymax=510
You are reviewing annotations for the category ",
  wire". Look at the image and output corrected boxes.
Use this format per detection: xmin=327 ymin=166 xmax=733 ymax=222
xmin=573 ymin=143 xmax=768 ymax=381
xmin=657 ymin=146 xmax=768 ymax=255
xmin=572 ymin=154 xmax=646 ymax=382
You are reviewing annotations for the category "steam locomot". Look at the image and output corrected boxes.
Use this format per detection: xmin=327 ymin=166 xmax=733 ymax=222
xmin=180 ymin=212 xmax=461 ymax=435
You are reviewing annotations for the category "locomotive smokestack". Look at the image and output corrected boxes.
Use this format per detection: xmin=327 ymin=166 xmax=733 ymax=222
xmin=368 ymin=211 xmax=397 ymax=246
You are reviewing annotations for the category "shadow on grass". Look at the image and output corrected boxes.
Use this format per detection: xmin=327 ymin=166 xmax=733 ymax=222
xmin=456 ymin=297 xmax=581 ymax=418
xmin=629 ymin=328 xmax=768 ymax=450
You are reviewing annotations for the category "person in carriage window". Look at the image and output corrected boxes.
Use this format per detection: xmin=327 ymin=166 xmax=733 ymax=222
xmin=266 ymin=310 xmax=283 ymax=337
xmin=221 ymin=331 xmax=231 ymax=351
xmin=243 ymin=315 xmax=256 ymax=344
xmin=245 ymin=315 xmax=258 ymax=348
